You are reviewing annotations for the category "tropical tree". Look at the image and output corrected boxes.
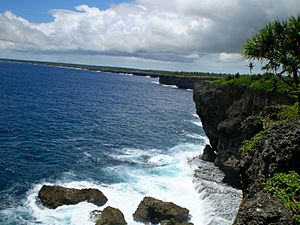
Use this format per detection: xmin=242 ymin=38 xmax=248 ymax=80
xmin=247 ymin=62 xmax=255 ymax=75
xmin=242 ymin=16 xmax=300 ymax=88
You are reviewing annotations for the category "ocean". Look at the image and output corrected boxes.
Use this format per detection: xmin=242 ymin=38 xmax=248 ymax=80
xmin=0 ymin=62 xmax=241 ymax=225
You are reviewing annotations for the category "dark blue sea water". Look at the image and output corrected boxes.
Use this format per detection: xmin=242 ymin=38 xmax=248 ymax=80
xmin=0 ymin=62 xmax=241 ymax=225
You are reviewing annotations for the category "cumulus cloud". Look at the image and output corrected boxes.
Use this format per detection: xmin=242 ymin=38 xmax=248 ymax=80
xmin=0 ymin=0 xmax=299 ymax=64
xmin=218 ymin=53 xmax=242 ymax=63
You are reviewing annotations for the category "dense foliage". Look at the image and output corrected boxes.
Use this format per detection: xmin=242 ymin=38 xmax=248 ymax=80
xmin=264 ymin=171 xmax=300 ymax=224
xmin=280 ymin=103 xmax=300 ymax=120
xmin=217 ymin=73 xmax=295 ymax=94
xmin=242 ymin=16 xmax=300 ymax=88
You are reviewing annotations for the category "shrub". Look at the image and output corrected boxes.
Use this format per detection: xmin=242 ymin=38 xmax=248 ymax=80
xmin=264 ymin=171 xmax=300 ymax=225
xmin=280 ymin=103 xmax=300 ymax=120
xmin=216 ymin=73 xmax=293 ymax=94
xmin=240 ymin=131 xmax=265 ymax=153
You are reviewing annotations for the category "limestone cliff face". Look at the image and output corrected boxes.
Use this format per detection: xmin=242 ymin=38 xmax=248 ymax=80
xmin=193 ymin=81 xmax=299 ymax=224
xmin=233 ymin=120 xmax=299 ymax=225
xmin=193 ymin=81 xmax=294 ymax=188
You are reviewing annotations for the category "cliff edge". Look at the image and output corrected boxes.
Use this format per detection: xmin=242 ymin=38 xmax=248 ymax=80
xmin=193 ymin=81 xmax=299 ymax=224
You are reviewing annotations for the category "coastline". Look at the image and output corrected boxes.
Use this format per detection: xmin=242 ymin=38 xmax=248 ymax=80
xmin=0 ymin=62 xmax=242 ymax=225
xmin=0 ymin=58 xmax=223 ymax=89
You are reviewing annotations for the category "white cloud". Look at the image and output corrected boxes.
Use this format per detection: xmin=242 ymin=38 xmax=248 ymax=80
xmin=0 ymin=0 xmax=299 ymax=71
xmin=219 ymin=53 xmax=242 ymax=63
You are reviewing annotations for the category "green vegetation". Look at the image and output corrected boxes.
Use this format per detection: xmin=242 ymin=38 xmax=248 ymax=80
xmin=240 ymin=131 xmax=265 ymax=153
xmin=258 ymin=103 xmax=300 ymax=129
xmin=217 ymin=73 xmax=295 ymax=94
xmin=242 ymin=16 xmax=300 ymax=88
xmin=280 ymin=103 xmax=300 ymax=120
xmin=240 ymin=102 xmax=299 ymax=152
xmin=0 ymin=58 xmax=227 ymax=79
xmin=264 ymin=171 xmax=300 ymax=224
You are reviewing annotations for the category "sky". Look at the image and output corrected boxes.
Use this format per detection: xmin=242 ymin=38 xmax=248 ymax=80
xmin=0 ymin=0 xmax=299 ymax=73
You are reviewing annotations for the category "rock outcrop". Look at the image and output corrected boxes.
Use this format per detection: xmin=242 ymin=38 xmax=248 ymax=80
xmin=159 ymin=76 xmax=218 ymax=89
xmin=96 ymin=206 xmax=127 ymax=225
xmin=193 ymin=81 xmax=294 ymax=188
xmin=233 ymin=191 xmax=293 ymax=225
xmin=201 ymin=144 xmax=217 ymax=162
xmin=193 ymin=81 xmax=299 ymax=224
xmin=232 ymin=120 xmax=299 ymax=224
xmin=133 ymin=197 xmax=191 ymax=224
xmin=160 ymin=220 xmax=194 ymax=225
xmin=38 ymin=185 xmax=108 ymax=209
xmin=239 ymin=121 xmax=300 ymax=195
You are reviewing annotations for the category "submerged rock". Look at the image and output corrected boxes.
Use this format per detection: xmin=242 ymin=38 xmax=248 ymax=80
xmin=96 ymin=206 xmax=127 ymax=225
xmin=133 ymin=197 xmax=190 ymax=224
xmin=38 ymin=185 xmax=108 ymax=209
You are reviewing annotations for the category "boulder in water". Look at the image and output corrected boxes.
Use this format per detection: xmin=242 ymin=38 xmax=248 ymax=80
xmin=161 ymin=220 xmax=194 ymax=225
xmin=133 ymin=197 xmax=190 ymax=224
xmin=96 ymin=206 xmax=127 ymax=225
xmin=38 ymin=185 xmax=108 ymax=209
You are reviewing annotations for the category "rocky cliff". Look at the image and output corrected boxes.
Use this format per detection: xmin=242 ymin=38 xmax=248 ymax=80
xmin=234 ymin=119 xmax=299 ymax=224
xmin=159 ymin=76 xmax=218 ymax=89
xmin=193 ymin=81 xmax=299 ymax=224
xmin=193 ymin=81 xmax=294 ymax=188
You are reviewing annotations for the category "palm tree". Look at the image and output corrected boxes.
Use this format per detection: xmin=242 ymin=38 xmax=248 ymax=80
xmin=242 ymin=16 xmax=299 ymax=88
xmin=247 ymin=62 xmax=254 ymax=75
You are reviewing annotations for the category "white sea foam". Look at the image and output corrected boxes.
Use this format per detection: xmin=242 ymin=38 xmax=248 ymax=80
xmin=193 ymin=113 xmax=198 ymax=117
xmin=151 ymin=81 xmax=160 ymax=85
xmin=162 ymin=84 xmax=178 ymax=88
xmin=190 ymin=113 xmax=203 ymax=127
xmin=191 ymin=120 xmax=203 ymax=127
xmin=185 ymin=133 xmax=206 ymax=140
xmin=5 ymin=141 xmax=240 ymax=225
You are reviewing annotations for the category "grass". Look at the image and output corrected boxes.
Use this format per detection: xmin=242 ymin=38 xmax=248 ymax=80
xmin=264 ymin=171 xmax=300 ymax=224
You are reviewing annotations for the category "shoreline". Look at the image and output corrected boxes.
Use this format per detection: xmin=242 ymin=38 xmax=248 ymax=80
xmin=0 ymin=58 xmax=224 ymax=89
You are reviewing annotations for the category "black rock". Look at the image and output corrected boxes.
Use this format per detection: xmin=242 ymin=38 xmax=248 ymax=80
xmin=233 ymin=191 xmax=293 ymax=225
xmin=201 ymin=144 xmax=217 ymax=162
xmin=96 ymin=206 xmax=127 ymax=225
xmin=193 ymin=81 xmax=294 ymax=188
xmin=38 ymin=185 xmax=108 ymax=209
xmin=133 ymin=197 xmax=190 ymax=224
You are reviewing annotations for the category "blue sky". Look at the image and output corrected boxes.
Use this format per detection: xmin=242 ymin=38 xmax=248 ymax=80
xmin=0 ymin=0 xmax=130 ymax=22
xmin=0 ymin=0 xmax=299 ymax=73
